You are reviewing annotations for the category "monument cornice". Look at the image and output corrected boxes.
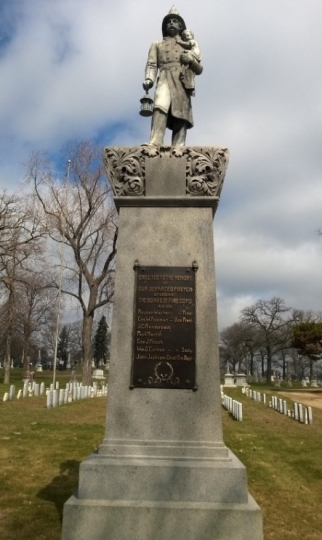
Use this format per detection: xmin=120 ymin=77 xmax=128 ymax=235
xmin=103 ymin=146 xmax=229 ymax=204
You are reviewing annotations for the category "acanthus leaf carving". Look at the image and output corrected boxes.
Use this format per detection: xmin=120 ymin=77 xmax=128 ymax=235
xmin=185 ymin=147 xmax=229 ymax=197
xmin=103 ymin=147 xmax=145 ymax=196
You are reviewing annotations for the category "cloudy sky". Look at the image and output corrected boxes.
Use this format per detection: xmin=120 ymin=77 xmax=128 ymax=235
xmin=0 ymin=0 xmax=321 ymax=329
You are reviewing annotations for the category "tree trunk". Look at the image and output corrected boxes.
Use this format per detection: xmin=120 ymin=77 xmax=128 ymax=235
xmin=281 ymin=350 xmax=286 ymax=380
xmin=4 ymin=285 xmax=14 ymax=384
xmin=82 ymin=312 xmax=94 ymax=385
xmin=250 ymin=350 xmax=254 ymax=375
xmin=238 ymin=357 xmax=242 ymax=372
xmin=266 ymin=343 xmax=273 ymax=384
xmin=309 ymin=358 xmax=313 ymax=381
xmin=261 ymin=351 xmax=265 ymax=378
xmin=23 ymin=316 xmax=33 ymax=379
xmin=4 ymin=333 xmax=11 ymax=384
xmin=23 ymin=336 xmax=31 ymax=380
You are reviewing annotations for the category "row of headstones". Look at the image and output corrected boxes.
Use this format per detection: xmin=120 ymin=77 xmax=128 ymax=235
xmin=3 ymin=381 xmax=46 ymax=401
xmin=301 ymin=377 xmax=319 ymax=388
xmin=46 ymin=382 xmax=108 ymax=408
xmin=3 ymin=381 xmax=108 ymax=404
xmin=221 ymin=389 xmax=243 ymax=421
xmin=244 ymin=387 xmax=313 ymax=425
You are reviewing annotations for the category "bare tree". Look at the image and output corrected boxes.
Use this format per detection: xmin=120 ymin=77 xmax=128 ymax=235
xmin=220 ymin=321 xmax=264 ymax=377
xmin=0 ymin=190 xmax=45 ymax=383
xmin=27 ymin=141 xmax=118 ymax=384
xmin=220 ymin=322 xmax=249 ymax=373
xmin=0 ymin=189 xmax=44 ymax=265
xmin=241 ymin=297 xmax=293 ymax=384
xmin=15 ymin=272 xmax=57 ymax=378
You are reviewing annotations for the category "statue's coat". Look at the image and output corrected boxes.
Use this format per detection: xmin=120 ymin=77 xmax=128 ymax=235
xmin=145 ymin=36 xmax=202 ymax=130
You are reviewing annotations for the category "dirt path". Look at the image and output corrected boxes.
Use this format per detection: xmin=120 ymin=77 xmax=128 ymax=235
xmin=279 ymin=391 xmax=322 ymax=409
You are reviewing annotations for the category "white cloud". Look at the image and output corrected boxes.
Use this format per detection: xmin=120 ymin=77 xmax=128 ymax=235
xmin=0 ymin=0 xmax=321 ymax=327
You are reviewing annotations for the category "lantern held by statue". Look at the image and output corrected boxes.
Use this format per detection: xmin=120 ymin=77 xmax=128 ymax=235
xmin=139 ymin=91 xmax=154 ymax=117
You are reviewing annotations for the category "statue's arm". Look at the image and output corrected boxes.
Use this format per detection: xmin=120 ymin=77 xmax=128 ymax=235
xmin=189 ymin=55 xmax=203 ymax=75
xmin=192 ymin=41 xmax=201 ymax=61
xmin=176 ymin=39 xmax=191 ymax=49
xmin=143 ymin=42 xmax=158 ymax=89
xmin=181 ymin=51 xmax=203 ymax=76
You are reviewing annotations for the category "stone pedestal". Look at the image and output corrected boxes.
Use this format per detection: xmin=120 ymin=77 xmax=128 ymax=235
xmin=235 ymin=374 xmax=248 ymax=387
xmin=61 ymin=146 xmax=263 ymax=540
xmin=224 ymin=373 xmax=236 ymax=387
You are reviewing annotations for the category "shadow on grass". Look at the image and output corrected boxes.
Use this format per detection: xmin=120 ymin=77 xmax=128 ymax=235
xmin=37 ymin=460 xmax=80 ymax=522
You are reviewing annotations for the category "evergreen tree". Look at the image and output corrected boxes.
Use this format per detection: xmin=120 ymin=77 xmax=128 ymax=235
xmin=292 ymin=321 xmax=322 ymax=380
xmin=93 ymin=316 xmax=109 ymax=365
xmin=57 ymin=325 xmax=69 ymax=365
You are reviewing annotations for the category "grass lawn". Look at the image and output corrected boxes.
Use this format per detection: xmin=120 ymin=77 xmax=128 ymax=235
xmin=0 ymin=378 xmax=321 ymax=540
xmin=223 ymin=387 xmax=322 ymax=540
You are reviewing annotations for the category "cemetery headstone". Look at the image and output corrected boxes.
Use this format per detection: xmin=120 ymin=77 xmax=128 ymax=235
xmin=59 ymin=389 xmax=64 ymax=406
xmin=294 ymin=403 xmax=299 ymax=421
xmin=46 ymin=391 xmax=53 ymax=408
xmin=23 ymin=381 xmax=29 ymax=398
xmin=235 ymin=373 xmax=248 ymax=386
xmin=307 ymin=407 xmax=313 ymax=424
xmin=298 ymin=403 xmax=304 ymax=423
xmin=9 ymin=385 xmax=16 ymax=400
xmin=52 ymin=389 xmax=58 ymax=408
xmin=92 ymin=368 xmax=106 ymax=381
xmin=224 ymin=373 xmax=236 ymax=387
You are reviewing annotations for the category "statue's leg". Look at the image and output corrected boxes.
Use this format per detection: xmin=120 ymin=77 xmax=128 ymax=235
xmin=149 ymin=109 xmax=167 ymax=146
xmin=172 ymin=119 xmax=187 ymax=147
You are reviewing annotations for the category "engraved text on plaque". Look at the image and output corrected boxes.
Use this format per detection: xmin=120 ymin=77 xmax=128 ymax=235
xmin=132 ymin=266 xmax=196 ymax=389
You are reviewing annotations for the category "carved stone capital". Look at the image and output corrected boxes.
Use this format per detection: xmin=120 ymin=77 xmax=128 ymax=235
xmin=103 ymin=146 xmax=229 ymax=199
xmin=103 ymin=147 xmax=146 ymax=197
xmin=184 ymin=146 xmax=229 ymax=197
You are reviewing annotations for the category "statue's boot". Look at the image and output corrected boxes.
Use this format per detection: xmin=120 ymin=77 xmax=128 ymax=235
xmin=172 ymin=119 xmax=187 ymax=147
xmin=149 ymin=110 xmax=167 ymax=146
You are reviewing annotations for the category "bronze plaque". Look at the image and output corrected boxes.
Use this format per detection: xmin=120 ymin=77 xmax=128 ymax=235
xmin=132 ymin=266 xmax=196 ymax=389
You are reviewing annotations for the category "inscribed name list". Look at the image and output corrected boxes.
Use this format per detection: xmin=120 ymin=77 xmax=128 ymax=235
xmin=132 ymin=266 xmax=196 ymax=389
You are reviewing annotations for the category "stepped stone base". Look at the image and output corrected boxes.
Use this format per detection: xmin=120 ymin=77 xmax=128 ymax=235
xmin=62 ymin=494 xmax=262 ymax=540
xmin=62 ymin=447 xmax=263 ymax=540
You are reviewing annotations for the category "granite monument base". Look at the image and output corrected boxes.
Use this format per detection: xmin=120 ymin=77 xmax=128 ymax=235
xmin=62 ymin=495 xmax=261 ymax=540
xmin=61 ymin=147 xmax=263 ymax=540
